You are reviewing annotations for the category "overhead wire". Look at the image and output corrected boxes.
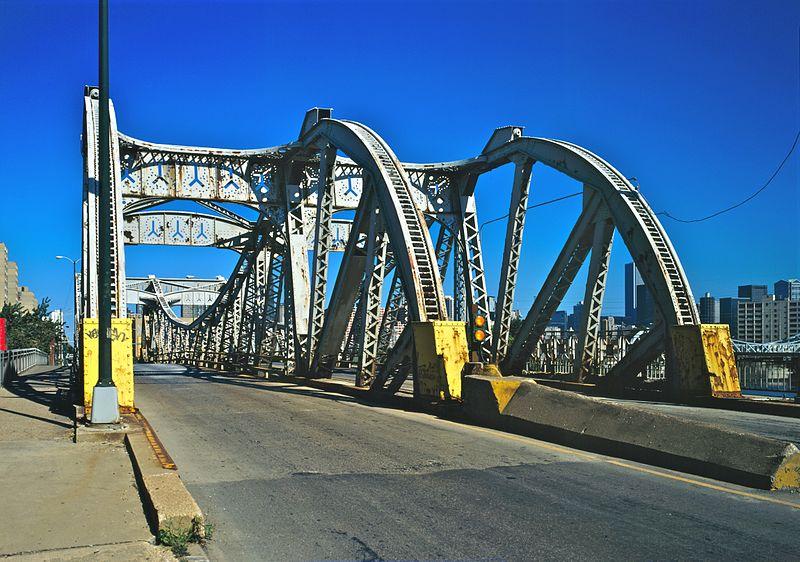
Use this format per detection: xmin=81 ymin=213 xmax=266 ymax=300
xmin=478 ymin=191 xmax=582 ymax=233
xmin=655 ymin=129 xmax=800 ymax=223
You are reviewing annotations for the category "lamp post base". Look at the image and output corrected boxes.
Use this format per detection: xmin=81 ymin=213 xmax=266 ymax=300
xmin=90 ymin=385 xmax=119 ymax=424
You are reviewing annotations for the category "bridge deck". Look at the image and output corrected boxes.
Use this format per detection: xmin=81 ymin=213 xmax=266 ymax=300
xmin=133 ymin=364 xmax=798 ymax=561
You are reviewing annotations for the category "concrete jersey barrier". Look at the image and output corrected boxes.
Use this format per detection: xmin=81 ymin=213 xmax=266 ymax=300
xmin=462 ymin=374 xmax=800 ymax=490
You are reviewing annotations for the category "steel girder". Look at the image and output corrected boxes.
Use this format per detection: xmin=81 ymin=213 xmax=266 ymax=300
xmin=306 ymin=145 xmax=337 ymax=366
xmin=572 ymin=207 xmax=615 ymax=381
xmin=491 ymin=156 xmax=533 ymax=362
xmin=451 ymin=187 xmax=492 ymax=361
xmin=311 ymin=190 xmax=375 ymax=374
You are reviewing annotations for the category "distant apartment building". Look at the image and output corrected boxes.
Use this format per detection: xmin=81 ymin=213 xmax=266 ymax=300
xmin=698 ymin=292 xmax=720 ymax=323
xmin=738 ymin=284 xmax=768 ymax=301
xmin=48 ymin=309 xmax=64 ymax=325
xmin=0 ymin=243 xmax=9 ymax=305
xmin=775 ymin=279 xmax=800 ymax=301
xmin=0 ymin=242 xmax=21 ymax=307
xmin=737 ymin=297 xmax=800 ymax=343
xmin=599 ymin=315 xmax=616 ymax=333
xmin=18 ymin=286 xmax=37 ymax=312
xmin=487 ymin=295 xmax=497 ymax=321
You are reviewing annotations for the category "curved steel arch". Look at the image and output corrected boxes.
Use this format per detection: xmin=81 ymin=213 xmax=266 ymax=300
xmin=479 ymin=136 xmax=698 ymax=375
xmin=302 ymin=119 xmax=447 ymax=323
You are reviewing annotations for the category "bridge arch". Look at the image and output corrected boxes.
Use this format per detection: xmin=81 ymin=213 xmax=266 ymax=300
xmin=479 ymin=136 xmax=698 ymax=383
xmin=302 ymin=119 xmax=446 ymax=322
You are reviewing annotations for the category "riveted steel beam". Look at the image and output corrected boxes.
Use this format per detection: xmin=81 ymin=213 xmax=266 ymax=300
xmin=573 ymin=205 xmax=615 ymax=381
xmin=491 ymin=156 xmax=533 ymax=362
xmin=306 ymin=145 xmax=337 ymax=364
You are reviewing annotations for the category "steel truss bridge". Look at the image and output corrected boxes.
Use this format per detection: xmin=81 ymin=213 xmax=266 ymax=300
xmin=80 ymin=86 xmax=740 ymax=399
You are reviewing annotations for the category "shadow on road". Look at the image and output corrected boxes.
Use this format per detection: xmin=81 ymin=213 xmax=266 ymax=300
xmin=133 ymin=363 xmax=444 ymax=418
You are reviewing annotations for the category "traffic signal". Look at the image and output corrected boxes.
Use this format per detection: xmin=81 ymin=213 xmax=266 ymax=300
xmin=473 ymin=312 xmax=487 ymax=343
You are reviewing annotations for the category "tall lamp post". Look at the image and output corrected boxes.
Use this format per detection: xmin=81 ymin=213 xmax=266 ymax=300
xmin=55 ymin=255 xmax=80 ymax=368
xmin=92 ymin=0 xmax=119 ymax=423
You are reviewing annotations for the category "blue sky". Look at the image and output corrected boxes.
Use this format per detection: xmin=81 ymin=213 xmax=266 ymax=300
xmin=0 ymin=0 xmax=798 ymax=331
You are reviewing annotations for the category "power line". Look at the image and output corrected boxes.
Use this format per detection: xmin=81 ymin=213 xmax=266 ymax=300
xmin=478 ymin=191 xmax=582 ymax=233
xmin=655 ymin=129 xmax=800 ymax=223
xmin=477 ymin=126 xmax=798 ymax=231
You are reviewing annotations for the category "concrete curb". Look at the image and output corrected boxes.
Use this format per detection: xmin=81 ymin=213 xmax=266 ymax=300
xmin=125 ymin=420 xmax=204 ymax=537
xmin=463 ymin=374 xmax=800 ymax=490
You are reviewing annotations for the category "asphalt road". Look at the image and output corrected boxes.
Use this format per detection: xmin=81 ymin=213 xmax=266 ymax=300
xmin=134 ymin=364 xmax=800 ymax=562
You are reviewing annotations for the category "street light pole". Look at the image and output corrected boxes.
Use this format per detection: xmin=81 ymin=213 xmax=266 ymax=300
xmin=92 ymin=0 xmax=119 ymax=423
xmin=55 ymin=255 xmax=80 ymax=369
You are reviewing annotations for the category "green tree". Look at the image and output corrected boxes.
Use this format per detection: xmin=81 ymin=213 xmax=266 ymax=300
xmin=507 ymin=316 xmax=523 ymax=348
xmin=0 ymin=298 xmax=63 ymax=351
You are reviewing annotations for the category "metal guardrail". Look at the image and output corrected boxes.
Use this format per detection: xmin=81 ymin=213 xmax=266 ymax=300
xmin=0 ymin=348 xmax=50 ymax=386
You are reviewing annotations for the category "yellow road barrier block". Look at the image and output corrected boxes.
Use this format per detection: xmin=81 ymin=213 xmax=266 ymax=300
xmin=82 ymin=318 xmax=135 ymax=413
xmin=488 ymin=378 xmax=523 ymax=413
xmin=671 ymin=324 xmax=741 ymax=399
xmin=772 ymin=446 xmax=800 ymax=490
xmin=413 ymin=321 xmax=469 ymax=400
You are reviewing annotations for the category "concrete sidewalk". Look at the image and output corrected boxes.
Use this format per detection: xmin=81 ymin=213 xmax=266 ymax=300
xmin=0 ymin=366 xmax=173 ymax=561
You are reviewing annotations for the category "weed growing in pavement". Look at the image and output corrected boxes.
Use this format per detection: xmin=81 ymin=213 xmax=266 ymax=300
xmin=158 ymin=517 xmax=213 ymax=558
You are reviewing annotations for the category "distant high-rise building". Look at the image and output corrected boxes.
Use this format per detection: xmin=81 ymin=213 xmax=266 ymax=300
xmin=719 ymin=297 xmax=741 ymax=337
xmin=0 ymin=242 xmax=21 ymax=307
xmin=599 ymin=316 xmax=616 ymax=333
xmin=567 ymin=302 xmax=584 ymax=331
xmin=444 ymin=295 xmax=454 ymax=320
xmin=548 ymin=310 xmax=568 ymax=331
xmin=698 ymin=292 xmax=720 ymax=323
xmin=738 ymin=284 xmax=768 ymax=302
xmin=737 ymin=297 xmax=800 ymax=343
xmin=48 ymin=309 xmax=64 ymax=325
xmin=775 ymin=279 xmax=800 ymax=301
xmin=624 ymin=262 xmax=642 ymax=323
xmin=0 ymin=243 xmax=8 ymax=305
xmin=635 ymin=284 xmax=654 ymax=325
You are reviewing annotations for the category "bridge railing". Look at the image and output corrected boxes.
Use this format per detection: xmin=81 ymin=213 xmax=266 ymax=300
xmin=0 ymin=348 xmax=50 ymax=387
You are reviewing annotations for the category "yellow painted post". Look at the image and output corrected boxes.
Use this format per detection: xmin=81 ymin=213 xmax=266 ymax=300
xmin=82 ymin=318 xmax=135 ymax=414
xmin=412 ymin=321 xmax=469 ymax=400
xmin=671 ymin=324 xmax=741 ymax=399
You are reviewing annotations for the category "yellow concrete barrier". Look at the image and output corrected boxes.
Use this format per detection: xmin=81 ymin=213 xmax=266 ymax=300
xmin=412 ymin=321 xmax=469 ymax=400
xmin=82 ymin=318 xmax=135 ymax=413
xmin=671 ymin=324 xmax=741 ymax=398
